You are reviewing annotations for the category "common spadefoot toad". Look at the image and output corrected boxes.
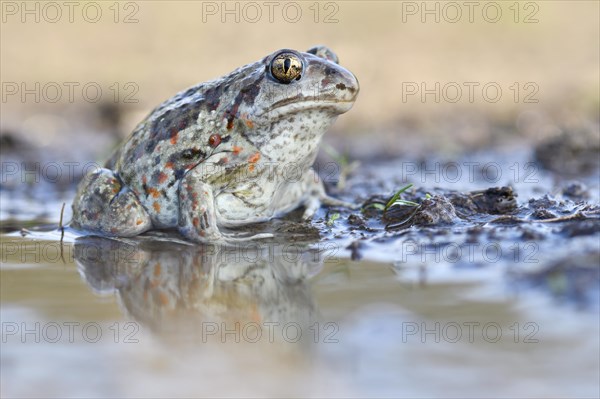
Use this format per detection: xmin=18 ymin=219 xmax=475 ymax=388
xmin=71 ymin=46 xmax=359 ymax=242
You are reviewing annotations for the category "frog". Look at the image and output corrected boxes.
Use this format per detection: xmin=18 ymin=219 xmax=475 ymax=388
xmin=71 ymin=46 xmax=359 ymax=243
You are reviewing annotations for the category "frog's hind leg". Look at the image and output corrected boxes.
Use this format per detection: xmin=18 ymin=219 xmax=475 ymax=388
xmin=71 ymin=168 xmax=152 ymax=237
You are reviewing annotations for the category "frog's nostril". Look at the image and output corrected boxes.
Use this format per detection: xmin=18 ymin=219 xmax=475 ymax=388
xmin=324 ymin=67 xmax=337 ymax=76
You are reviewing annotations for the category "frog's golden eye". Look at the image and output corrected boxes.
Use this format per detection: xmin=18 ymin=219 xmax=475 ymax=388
xmin=270 ymin=53 xmax=302 ymax=84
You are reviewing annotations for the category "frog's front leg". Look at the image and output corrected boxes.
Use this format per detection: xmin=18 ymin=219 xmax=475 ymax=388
xmin=302 ymin=170 xmax=359 ymax=220
xmin=177 ymin=176 xmax=222 ymax=242
xmin=71 ymin=168 xmax=152 ymax=236
xmin=177 ymin=173 xmax=272 ymax=243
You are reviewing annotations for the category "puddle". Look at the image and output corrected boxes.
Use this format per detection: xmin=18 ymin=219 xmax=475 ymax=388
xmin=2 ymin=216 xmax=599 ymax=397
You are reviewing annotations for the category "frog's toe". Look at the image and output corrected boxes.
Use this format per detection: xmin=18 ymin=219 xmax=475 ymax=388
xmin=179 ymin=226 xmax=273 ymax=244
xmin=222 ymin=231 xmax=274 ymax=242
xmin=302 ymin=197 xmax=320 ymax=220
xmin=320 ymin=195 xmax=358 ymax=210
xmin=342 ymin=201 xmax=361 ymax=210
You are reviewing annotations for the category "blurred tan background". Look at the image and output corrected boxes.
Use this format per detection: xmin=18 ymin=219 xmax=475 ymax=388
xmin=1 ymin=0 xmax=598 ymax=152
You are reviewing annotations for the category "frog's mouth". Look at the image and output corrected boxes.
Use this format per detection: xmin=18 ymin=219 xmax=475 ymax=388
xmin=262 ymin=96 xmax=356 ymax=117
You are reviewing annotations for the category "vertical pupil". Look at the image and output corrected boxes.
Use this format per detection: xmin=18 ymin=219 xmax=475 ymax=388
xmin=283 ymin=58 xmax=291 ymax=74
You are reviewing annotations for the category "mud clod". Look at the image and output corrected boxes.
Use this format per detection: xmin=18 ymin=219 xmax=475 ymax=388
xmin=531 ymin=209 xmax=558 ymax=220
xmin=470 ymin=187 xmax=518 ymax=214
xmin=348 ymin=214 xmax=366 ymax=227
xmin=412 ymin=195 xmax=457 ymax=226
xmin=562 ymin=182 xmax=590 ymax=201
xmin=449 ymin=186 xmax=518 ymax=215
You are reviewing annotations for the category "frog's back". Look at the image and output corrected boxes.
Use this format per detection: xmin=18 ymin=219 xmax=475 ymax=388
xmin=106 ymin=60 xmax=263 ymax=227
xmin=111 ymin=60 xmax=264 ymax=180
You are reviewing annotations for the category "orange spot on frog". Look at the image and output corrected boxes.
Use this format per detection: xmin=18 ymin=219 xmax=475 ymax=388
xmin=148 ymin=188 xmax=160 ymax=198
xmin=170 ymin=132 xmax=178 ymax=145
xmin=232 ymin=146 xmax=243 ymax=155
xmin=158 ymin=291 xmax=169 ymax=306
xmin=248 ymin=153 xmax=260 ymax=163
xmin=157 ymin=172 xmax=168 ymax=184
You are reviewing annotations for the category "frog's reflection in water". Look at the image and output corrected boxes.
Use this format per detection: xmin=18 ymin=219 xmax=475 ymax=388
xmin=73 ymin=237 xmax=326 ymax=345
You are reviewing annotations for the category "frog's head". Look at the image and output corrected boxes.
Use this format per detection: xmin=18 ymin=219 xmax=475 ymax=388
xmin=256 ymin=46 xmax=359 ymax=119
xmin=215 ymin=46 xmax=359 ymax=163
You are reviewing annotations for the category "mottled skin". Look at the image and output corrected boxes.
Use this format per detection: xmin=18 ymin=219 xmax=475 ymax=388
xmin=72 ymin=46 xmax=359 ymax=243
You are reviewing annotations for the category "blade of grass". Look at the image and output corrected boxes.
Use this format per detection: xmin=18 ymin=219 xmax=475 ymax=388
xmin=327 ymin=213 xmax=340 ymax=226
xmin=392 ymin=199 xmax=420 ymax=207
xmin=385 ymin=184 xmax=415 ymax=211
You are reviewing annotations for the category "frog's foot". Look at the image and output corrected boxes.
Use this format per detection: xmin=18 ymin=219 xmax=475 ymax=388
xmin=71 ymin=168 xmax=152 ymax=237
xmin=221 ymin=231 xmax=274 ymax=243
xmin=178 ymin=178 xmax=272 ymax=243
xmin=302 ymin=180 xmax=359 ymax=220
